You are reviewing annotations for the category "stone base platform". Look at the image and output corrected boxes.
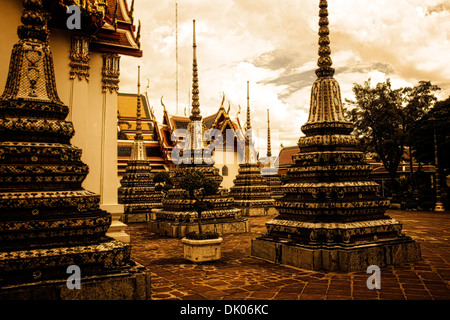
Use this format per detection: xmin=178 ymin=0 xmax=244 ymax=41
xmin=121 ymin=212 xmax=148 ymax=224
xmin=148 ymin=218 xmax=250 ymax=238
xmin=251 ymin=236 xmax=421 ymax=272
xmin=0 ymin=263 xmax=151 ymax=300
xmin=241 ymin=206 xmax=278 ymax=217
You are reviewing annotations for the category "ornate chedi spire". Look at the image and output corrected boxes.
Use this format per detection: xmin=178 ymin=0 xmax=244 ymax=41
xmin=130 ymin=66 xmax=145 ymax=160
xmin=301 ymin=0 xmax=352 ymax=137
xmin=118 ymin=67 xmax=163 ymax=223
xmin=228 ymin=83 xmax=276 ymax=217
xmin=244 ymin=81 xmax=252 ymax=164
xmin=148 ymin=20 xmax=247 ymax=237
xmin=190 ymin=20 xmax=201 ymax=122
xmin=0 ymin=0 xmax=148 ymax=294
xmin=260 ymin=108 xmax=284 ymax=199
xmin=251 ymin=0 xmax=421 ymax=272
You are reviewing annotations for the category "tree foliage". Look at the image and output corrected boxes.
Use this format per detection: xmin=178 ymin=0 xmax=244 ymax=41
xmin=153 ymin=171 xmax=173 ymax=193
xmin=345 ymin=79 xmax=440 ymax=190
xmin=411 ymin=97 xmax=450 ymax=172
xmin=179 ymin=170 xmax=220 ymax=237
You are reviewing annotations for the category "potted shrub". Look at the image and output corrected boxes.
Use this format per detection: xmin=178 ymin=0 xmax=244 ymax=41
xmin=179 ymin=170 xmax=222 ymax=263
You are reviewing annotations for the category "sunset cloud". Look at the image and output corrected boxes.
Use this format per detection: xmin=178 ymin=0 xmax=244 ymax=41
xmin=120 ymin=0 xmax=450 ymax=154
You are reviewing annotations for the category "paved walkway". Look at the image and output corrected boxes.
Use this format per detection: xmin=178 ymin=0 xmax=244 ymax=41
xmin=126 ymin=210 xmax=450 ymax=300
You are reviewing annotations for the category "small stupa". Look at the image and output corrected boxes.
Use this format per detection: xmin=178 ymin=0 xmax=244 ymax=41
xmin=261 ymin=109 xmax=284 ymax=199
xmin=118 ymin=67 xmax=163 ymax=223
xmin=251 ymin=0 xmax=421 ymax=272
xmin=228 ymin=83 xmax=277 ymax=216
xmin=0 ymin=0 xmax=149 ymax=299
xmin=148 ymin=20 xmax=249 ymax=237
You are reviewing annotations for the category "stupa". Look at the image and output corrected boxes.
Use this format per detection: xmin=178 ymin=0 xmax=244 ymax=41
xmin=261 ymin=109 xmax=284 ymax=199
xmin=148 ymin=20 xmax=249 ymax=237
xmin=118 ymin=67 xmax=163 ymax=223
xmin=228 ymin=83 xmax=277 ymax=216
xmin=0 ymin=0 xmax=149 ymax=299
xmin=251 ymin=0 xmax=421 ymax=272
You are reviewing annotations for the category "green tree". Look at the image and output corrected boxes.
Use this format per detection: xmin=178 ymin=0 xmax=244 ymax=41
xmin=346 ymin=79 xmax=404 ymax=186
xmin=180 ymin=170 xmax=220 ymax=237
xmin=346 ymin=79 xmax=440 ymax=192
xmin=153 ymin=171 xmax=173 ymax=193
xmin=402 ymin=81 xmax=440 ymax=184
xmin=411 ymin=97 xmax=450 ymax=174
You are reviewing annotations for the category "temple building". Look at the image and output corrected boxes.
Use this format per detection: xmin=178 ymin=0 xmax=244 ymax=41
xmin=228 ymin=82 xmax=277 ymax=216
xmin=118 ymin=67 xmax=164 ymax=223
xmin=251 ymin=0 xmax=421 ymax=272
xmin=0 ymin=0 xmax=143 ymax=244
xmin=147 ymin=20 xmax=249 ymax=238
xmin=0 ymin=0 xmax=149 ymax=299
xmin=117 ymin=91 xmax=252 ymax=190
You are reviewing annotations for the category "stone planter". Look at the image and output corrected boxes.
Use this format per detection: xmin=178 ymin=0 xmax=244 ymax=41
xmin=181 ymin=237 xmax=223 ymax=263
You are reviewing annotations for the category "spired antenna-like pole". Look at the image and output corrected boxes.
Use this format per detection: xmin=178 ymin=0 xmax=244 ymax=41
xmin=131 ymin=66 xmax=146 ymax=161
xmin=190 ymin=20 xmax=201 ymax=121
xmin=175 ymin=3 xmax=179 ymax=115
xmin=267 ymin=109 xmax=272 ymax=158
xmin=245 ymin=81 xmax=252 ymax=164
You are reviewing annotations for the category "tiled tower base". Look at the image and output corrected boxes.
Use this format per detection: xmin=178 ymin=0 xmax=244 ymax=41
xmin=0 ymin=262 xmax=150 ymax=300
xmin=252 ymin=234 xmax=421 ymax=272
xmin=148 ymin=164 xmax=249 ymax=238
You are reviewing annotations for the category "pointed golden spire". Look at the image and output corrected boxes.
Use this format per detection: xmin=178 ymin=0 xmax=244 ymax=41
xmin=316 ymin=0 xmax=334 ymax=78
xmin=267 ymin=109 xmax=272 ymax=158
xmin=190 ymin=20 xmax=201 ymax=121
xmin=245 ymin=81 xmax=252 ymax=164
xmin=134 ymin=66 xmax=143 ymax=141
xmin=301 ymin=0 xmax=352 ymax=136
xmin=246 ymin=81 xmax=251 ymax=130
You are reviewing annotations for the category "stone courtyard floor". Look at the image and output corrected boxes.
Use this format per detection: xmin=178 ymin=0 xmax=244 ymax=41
xmin=126 ymin=210 xmax=450 ymax=301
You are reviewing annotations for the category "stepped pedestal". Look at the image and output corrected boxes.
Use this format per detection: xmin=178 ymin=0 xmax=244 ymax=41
xmin=229 ymin=164 xmax=277 ymax=216
xmin=148 ymin=164 xmax=249 ymax=237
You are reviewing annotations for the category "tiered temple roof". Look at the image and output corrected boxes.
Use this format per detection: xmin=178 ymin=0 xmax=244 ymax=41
xmin=49 ymin=0 xmax=142 ymax=57
xmin=117 ymin=93 xmax=249 ymax=177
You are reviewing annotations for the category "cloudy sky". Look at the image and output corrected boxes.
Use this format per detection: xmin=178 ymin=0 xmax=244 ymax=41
xmin=120 ymin=0 xmax=450 ymax=157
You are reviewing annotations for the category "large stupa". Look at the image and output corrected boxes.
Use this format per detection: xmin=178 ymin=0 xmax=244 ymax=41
xmin=147 ymin=20 xmax=249 ymax=238
xmin=0 ymin=0 xmax=149 ymax=298
xmin=118 ymin=67 xmax=163 ymax=223
xmin=228 ymin=83 xmax=277 ymax=216
xmin=251 ymin=0 xmax=421 ymax=272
